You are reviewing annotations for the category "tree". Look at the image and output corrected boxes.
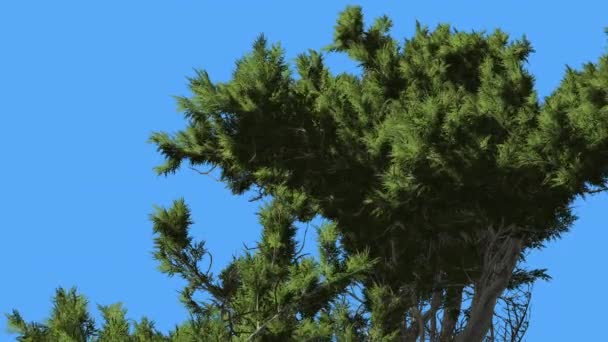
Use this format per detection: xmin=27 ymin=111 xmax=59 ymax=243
xmin=7 ymin=190 xmax=373 ymax=341
xmin=150 ymin=5 xmax=608 ymax=340
xmin=8 ymin=5 xmax=608 ymax=341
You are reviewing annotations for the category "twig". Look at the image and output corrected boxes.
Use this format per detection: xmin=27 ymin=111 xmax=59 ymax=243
xmin=189 ymin=165 xmax=221 ymax=182
xmin=243 ymin=242 xmax=260 ymax=251
xmin=294 ymin=222 xmax=310 ymax=259
xmin=247 ymin=308 xmax=287 ymax=341
xmin=248 ymin=187 xmax=266 ymax=202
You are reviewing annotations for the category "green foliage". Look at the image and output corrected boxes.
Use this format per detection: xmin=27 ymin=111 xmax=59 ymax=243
xmin=9 ymin=5 xmax=608 ymax=341
xmin=7 ymin=289 xmax=168 ymax=341
xmin=149 ymin=5 xmax=608 ymax=338
xmin=7 ymin=288 xmax=96 ymax=342
xmin=96 ymin=303 xmax=130 ymax=341
xmin=7 ymin=193 xmax=372 ymax=341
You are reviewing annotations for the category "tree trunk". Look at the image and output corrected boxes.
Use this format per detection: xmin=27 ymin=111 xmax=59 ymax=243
xmin=439 ymin=286 xmax=463 ymax=341
xmin=455 ymin=234 xmax=522 ymax=342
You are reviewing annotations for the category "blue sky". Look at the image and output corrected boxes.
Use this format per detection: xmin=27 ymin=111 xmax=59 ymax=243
xmin=1 ymin=1 xmax=607 ymax=340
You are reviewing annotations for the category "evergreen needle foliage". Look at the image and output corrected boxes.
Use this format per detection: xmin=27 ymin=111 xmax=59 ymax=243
xmin=8 ymin=6 xmax=608 ymax=341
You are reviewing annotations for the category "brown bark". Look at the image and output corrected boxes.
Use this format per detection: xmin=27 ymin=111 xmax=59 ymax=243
xmin=402 ymin=283 xmax=444 ymax=341
xmin=439 ymin=286 xmax=463 ymax=341
xmin=455 ymin=233 xmax=522 ymax=342
xmin=429 ymin=286 xmax=443 ymax=341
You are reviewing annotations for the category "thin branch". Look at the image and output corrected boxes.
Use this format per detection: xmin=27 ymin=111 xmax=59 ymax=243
xmin=204 ymin=251 xmax=214 ymax=276
xmin=584 ymin=185 xmax=608 ymax=194
xmin=294 ymin=222 xmax=310 ymax=259
xmin=248 ymin=187 xmax=267 ymax=202
xmin=243 ymin=242 xmax=260 ymax=251
xmin=293 ymin=253 xmax=311 ymax=263
xmin=246 ymin=307 xmax=288 ymax=341
xmin=346 ymin=287 xmax=365 ymax=305
xmin=189 ymin=165 xmax=221 ymax=182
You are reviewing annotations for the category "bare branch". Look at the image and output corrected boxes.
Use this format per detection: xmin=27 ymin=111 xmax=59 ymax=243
xmin=189 ymin=165 xmax=221 ymax=182
xmin=294 ymin=222 xmax=310 ymax=260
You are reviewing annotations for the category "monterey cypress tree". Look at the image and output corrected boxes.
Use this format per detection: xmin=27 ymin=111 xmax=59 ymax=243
xmin=150 ymin=5 xmax=608 ymax=340
xmin=7 ymin=6 xmax=608 ymax=342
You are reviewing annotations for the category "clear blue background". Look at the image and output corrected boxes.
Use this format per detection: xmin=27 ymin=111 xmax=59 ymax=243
xmin=1 ymin=1 xmax=607 ymax=340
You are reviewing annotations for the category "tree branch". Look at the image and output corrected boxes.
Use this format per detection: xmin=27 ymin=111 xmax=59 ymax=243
xmin=189 ymin=165 xmax=221 ymax=182
xmin=455 ymin=224 xmax=523 ymax=342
